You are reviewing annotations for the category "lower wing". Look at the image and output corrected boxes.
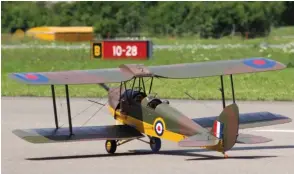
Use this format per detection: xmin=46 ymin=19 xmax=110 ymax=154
xmin=192 ymin=112 xmax=292 ymax=129
xmin=13 ymin=125 xmax=143 ymax=144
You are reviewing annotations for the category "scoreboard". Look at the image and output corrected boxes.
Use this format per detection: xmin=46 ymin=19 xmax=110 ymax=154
xmin=91 ymin=40 xmax=153 ymax=60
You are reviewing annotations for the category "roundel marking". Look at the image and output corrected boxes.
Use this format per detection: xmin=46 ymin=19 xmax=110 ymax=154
xmin=243 ymin=58 xmax=276 ymax=69
xmin=15 ymin=73 xmax=49 ymax=83
xmin=153 ymin=118 xmax=165 ymax=136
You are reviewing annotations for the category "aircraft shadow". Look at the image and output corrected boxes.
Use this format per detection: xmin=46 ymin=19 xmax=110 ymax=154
xmin=26 ymin=145 xmax=294 ymax=161
xmin=27 ymin=151 xmax=153 ymax=161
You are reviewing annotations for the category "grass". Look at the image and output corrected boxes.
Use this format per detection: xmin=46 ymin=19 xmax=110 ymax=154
xmin=2 ymin=26 xmax=294 ymax=46
xmin=2 ymin=44 xmax=294 ymax=100
xmin=270 ymin=26 xmax=294 ymax=37
xmin=151 ymin=35 xmax=294 ymax=45
xmin=2 ymin=34 xmax=294 ymax=46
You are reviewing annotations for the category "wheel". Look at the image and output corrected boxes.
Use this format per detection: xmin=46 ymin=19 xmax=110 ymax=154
xmin=105 ymin=140 xmax=117 ymax=154
xmin=150 ymin=137 xmax=161 ymax=153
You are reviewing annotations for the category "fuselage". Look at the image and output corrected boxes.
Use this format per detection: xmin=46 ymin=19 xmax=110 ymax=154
xmin=107 ymin=88 xmax=209 ymax=143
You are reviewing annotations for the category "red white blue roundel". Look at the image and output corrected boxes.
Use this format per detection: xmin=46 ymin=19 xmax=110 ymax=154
xmin=14 ymin=73 xmax=49 ymax=83
xmin=243 ymin=58 xmax=276 ymax=69
xmin=154 ymin=120 xmax=164 ymax=136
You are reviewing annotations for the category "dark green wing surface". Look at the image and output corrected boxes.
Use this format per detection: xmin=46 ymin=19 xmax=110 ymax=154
xmin=9 ymin=58 xmax=285 ymax=85
xmin=149 ymin=58 xmax=285 ymax=79
xmin=9 ymin=68 xmax=133 ymax=85
xmin=192 ymin=112 xmax=292 ymax=129
xmin=13 ymin=125 xmax=143 ymax=143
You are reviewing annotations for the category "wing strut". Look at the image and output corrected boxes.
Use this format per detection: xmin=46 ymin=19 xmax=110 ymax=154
xmin=51 ymin=85 xmax=59 ymax=129
xmin=220 ymin=76 xmax=226 ymax=109
xmin=65 ymin=85 xmax=73 ymax=135
xmin=230 ymin=74 xmax=235 ymax=103
xmin=141 ymin=77 xmax=146 ymax=94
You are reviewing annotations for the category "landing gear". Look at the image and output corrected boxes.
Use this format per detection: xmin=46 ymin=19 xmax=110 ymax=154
xmin=150 ymin=137 xmax=161 ymax=153
xmin=105 ymin=140 xmax=117 ymax=154
xmin=105 ymin=137 xmax=161 ymax=154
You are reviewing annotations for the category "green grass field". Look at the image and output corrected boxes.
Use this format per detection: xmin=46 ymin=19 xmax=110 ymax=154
xmin=2 ymin=26 xmax=294 ymax=46
xmin=2 ymin=35 xmax=294 ymax=47
xmin=2 ymin=42 xmax=294 ymax=100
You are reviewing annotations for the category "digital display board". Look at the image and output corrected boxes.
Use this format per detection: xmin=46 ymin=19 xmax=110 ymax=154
xmin=91 ymin=40 xmax=152 ymax=60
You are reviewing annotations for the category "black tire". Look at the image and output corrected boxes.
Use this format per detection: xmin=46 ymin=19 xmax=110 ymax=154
xmin=105 ymin=140 xmax=117 ymax=154
xmin=150 ymin=137 xmax=161 ymax=153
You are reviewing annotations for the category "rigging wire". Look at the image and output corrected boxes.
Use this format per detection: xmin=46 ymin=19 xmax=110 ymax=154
xmin=59 ymin=101 xmax=97 ymax=128
xmin=55 ymin=85 xmax=110 ymax=128
xmin=58 ymin=77 xmax=156 ymax=128
xmin=79 ymin=82 xmax=129 ymax=127
xmin=154 ymin=77 xmax=217 ymax=111
xmin=81 ymin=102 xmax=107 ymax=126
xmin=80 ymin=78 xmax=154 ymax=126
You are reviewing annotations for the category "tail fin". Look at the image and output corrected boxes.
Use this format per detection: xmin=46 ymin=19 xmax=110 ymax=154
xmin=211 ymin=103 xmax=239 ymax=151
xmin=178 ymin=103 xmax=239 ymax=150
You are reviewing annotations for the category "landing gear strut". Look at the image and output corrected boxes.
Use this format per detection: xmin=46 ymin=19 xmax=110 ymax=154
xmin=104 ymin=137 xmax=162 ymax=154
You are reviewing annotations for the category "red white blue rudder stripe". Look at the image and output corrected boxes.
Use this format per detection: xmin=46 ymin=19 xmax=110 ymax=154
xmin=212 ymin=120 xmax=224 ymax=139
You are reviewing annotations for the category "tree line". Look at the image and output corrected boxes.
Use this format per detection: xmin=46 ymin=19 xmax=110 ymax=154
xmin=1 ymin=1 xmax=293 ymax=38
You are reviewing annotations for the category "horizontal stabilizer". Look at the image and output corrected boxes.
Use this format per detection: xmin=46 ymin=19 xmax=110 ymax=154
xmin=192 ymin=112 xmax=292 ymax=129
xmin=236 ymin=133 xmax=272 ymax=144
xmin=178 ymin=134 xmax=219 ymax=147
xmin=13 ymin=125 xmax=143 ymax=144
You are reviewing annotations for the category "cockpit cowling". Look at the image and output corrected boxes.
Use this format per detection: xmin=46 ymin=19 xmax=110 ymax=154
xmin=140 ymin=96 xmax=198 ymax=136
xmin=141 ymin=95 xmax=161 ymax=109
xmin=108 ymin=88 xmax=148 ymax=110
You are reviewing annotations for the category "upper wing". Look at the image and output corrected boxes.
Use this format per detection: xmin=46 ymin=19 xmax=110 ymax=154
xmin=192 ymin=112 xmax=292 ymax=129
xmin=13 ymin=125 xmax=143 ymax=143
xmin=9 ymin=68 xmax=133 ymax=85
xmin=9 ymin=58 xmax=285 ymax=85
xmin=149 ymin=58 xmax=285 ymax=79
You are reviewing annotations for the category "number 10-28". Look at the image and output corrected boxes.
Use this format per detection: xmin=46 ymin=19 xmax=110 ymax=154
xmin=113 ymin=45 xmax=138 ymax=56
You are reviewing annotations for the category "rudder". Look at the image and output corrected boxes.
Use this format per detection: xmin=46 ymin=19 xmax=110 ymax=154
xmin=211 ymin=103 xmax=239 ymax=152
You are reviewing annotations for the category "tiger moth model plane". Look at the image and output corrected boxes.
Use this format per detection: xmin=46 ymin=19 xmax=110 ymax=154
xmin=10 ymin=58 xmax=292 ymax=158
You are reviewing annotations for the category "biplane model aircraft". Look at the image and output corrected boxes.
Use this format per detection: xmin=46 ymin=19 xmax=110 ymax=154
xmin=10 ymin=57 xmax=292 ymax=158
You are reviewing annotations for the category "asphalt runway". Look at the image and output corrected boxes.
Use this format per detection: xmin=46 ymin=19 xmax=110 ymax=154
xmin=2 ymin=97 xmax=294 ymax=174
